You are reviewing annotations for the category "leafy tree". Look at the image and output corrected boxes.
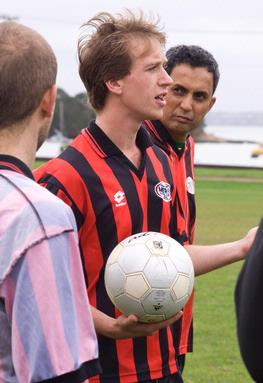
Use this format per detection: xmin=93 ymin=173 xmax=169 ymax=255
xmin=50 ymin=88 xmax=95 ymax=138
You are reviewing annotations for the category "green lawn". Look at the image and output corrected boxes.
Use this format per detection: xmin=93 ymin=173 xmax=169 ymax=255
xmin=34 ymin=160 xmax=46 ymax=169
xmin=184 ymin=175 xmax=263 ymax=383
xmin=195 ymin=166 xmax=262 ymax=179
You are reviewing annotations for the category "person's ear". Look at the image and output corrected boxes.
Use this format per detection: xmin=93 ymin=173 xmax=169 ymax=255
xmin=105 ymin=79 xmax=122 ymax=95
xmin=40 ymin=85 xmax=57 ymax=118
xmin=208 ymin=96 xmax=216 ymax=112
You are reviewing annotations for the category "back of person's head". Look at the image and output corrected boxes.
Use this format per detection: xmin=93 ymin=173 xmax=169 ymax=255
xmin=78 ymin=9 xmax=166 ymax=111
xmin=165 ymin=45 xmax=220 ymax=94
xmin=0 ymin=21 xmax=57 ymax=129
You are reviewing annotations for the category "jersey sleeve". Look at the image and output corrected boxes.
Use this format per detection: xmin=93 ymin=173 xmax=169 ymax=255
xmin=235 ymin=218 xmax=263 ymax=382
xmin=36 ymin=175 xmax=85 ymax=232
xmin=2 ymin=231 xmax=101 ymax=382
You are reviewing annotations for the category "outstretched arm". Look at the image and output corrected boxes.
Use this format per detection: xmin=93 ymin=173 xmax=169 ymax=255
xmin=185 ymin=226 xmax=257 ymax=276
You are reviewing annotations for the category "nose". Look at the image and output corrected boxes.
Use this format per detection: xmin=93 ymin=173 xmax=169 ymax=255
xmin=180 ymin=94 xmax=193 ymax=112
xmin=159 ymin=67 xmax=173 ymax=87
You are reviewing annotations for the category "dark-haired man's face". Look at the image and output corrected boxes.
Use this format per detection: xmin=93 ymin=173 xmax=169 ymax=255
xmin=161 ymin=64 xmax=216 ymax=142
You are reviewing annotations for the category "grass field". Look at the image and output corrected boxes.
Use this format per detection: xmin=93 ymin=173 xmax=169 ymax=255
xmin=34 ymin=160 xmax=262 ymax=381
xmin=195 ymin=166 xmax=263 ymax=180
xmin=34 ymin=160 xmax=46 ymax=169
xmin=184 ymin=169 xmax=263 ymax=383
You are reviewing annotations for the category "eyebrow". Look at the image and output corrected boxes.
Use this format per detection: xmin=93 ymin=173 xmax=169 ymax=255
xmin=172 ymin=84 xmax=209 ymax=95
xmin=171 ymin=84 xmax=187 ymax=90
xmin=144 ymin=59 xmax=167 ymax=69
xmin=193 ymin=90 xmax=210 ymax=97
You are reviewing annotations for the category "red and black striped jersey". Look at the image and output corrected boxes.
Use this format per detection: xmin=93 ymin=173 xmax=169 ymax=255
xmin=144 ymin=119 xmax=196 ymax=357
xmin=34 ymin=121 xmax=185 ymax=383
xmin=144 ymin=120 xmax=196 ymax=244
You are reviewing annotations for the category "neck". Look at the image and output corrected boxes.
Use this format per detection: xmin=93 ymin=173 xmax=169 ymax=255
xmin=0 ymin=121 xmax=38 ymax=169
xmin=96 ymin=107 xmax=143 ymax=169
xmin=96 ymin=108 xmax=142 ymax=152
xmin=166 ymin=127 xmax=187 ymax=143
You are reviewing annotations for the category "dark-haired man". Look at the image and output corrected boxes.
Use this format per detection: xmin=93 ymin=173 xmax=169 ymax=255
xmin=144 ymin=45 xmax=218 ymax=372
xmin=146 ymin=44 xmax=218 ymax=244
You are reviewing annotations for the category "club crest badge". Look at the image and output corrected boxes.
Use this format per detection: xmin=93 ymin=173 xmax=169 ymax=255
xmin=154 ymin=181 xmax=172 ymax=202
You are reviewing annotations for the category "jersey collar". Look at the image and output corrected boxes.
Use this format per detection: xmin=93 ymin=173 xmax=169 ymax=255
xmin=150 ymin=120 xmax=188 ymax=158
xmin=0 ymin=154 xmax=34 ymax=179
xmin=86 ymin=120 xmax=153 ymax=158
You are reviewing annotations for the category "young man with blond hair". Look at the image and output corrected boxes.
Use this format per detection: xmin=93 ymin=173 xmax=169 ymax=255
xmin=35 ymin=11 xmax=257 ymax=383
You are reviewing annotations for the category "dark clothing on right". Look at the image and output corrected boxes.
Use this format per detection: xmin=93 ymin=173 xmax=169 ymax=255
xmin=235 ymin=217 xmax=263 ymax=382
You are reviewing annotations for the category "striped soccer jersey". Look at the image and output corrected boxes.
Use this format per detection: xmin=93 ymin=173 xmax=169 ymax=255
xmin=144 ymin=120 xmax=196 ymax=356
xmin=143 ymin=120 xmax=196 ymax=243
xmin=0 ymin=155 xmax=100 ymax=383
xmin=34 ymin=121 xmax=186 ymax=383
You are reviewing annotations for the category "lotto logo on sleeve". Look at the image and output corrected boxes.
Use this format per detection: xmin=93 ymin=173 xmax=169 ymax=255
xmin=114 ymin=191 xmax=126 ymax=207
xmin=154 ymin=181 xmax=172 ymax=202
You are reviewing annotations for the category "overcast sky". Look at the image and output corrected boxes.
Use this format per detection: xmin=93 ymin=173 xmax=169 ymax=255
xmin=2 ymin=0 xmax=263 ymax=112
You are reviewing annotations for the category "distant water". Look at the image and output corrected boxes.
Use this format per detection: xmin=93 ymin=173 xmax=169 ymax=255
xmin=36 ymin=141 xmax=63 ymax=159
xmin=205 ymin=125 xmax=262 ymax=143
xmin=195 ymin=142 xmax=263 ymax=168
xmin=195 ymin=125 xmax=263 ymax=168
xmin=36 ymin=125 xmax=263 ymax=168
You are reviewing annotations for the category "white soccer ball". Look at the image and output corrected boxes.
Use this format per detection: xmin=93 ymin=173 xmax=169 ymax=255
xmin=104 ymin=232 xmax=194 ymax=323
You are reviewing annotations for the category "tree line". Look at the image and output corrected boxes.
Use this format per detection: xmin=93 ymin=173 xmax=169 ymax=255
xmin=50 ymin=88 xmax=95 ymax=138
xmin=51 ymin=88 xmax=207 ymax=141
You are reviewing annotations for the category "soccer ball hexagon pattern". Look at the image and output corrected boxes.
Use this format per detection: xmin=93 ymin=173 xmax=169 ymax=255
xmin=104 ymin=232 xmax=195 ymax=323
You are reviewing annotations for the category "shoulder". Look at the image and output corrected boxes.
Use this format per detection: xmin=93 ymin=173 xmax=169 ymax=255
xmin=186 ymin=135 xmax=195 ymax=148
xmin=149 ymin=142 xmax=172 ymax=166
xmin=143 ymin=121 xmax=171 ymax=155
xmin=26 ymin=175 xmax=77 ymax=234
xmin=0 ymin=171 xmax=77 ymax=284
xmin=0 ymin=171 xmax=76 ymax=283
xmin=0 ymin=170 xmax=76 ymax=233
xmin=34 ymin=132 xmax=93 ymax=185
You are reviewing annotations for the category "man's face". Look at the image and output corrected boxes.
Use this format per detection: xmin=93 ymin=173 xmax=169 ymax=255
xmin=118 ymin=37 xmax=173 ymax=122
xmin=161 ymin=64 xmax=216 ymax=142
